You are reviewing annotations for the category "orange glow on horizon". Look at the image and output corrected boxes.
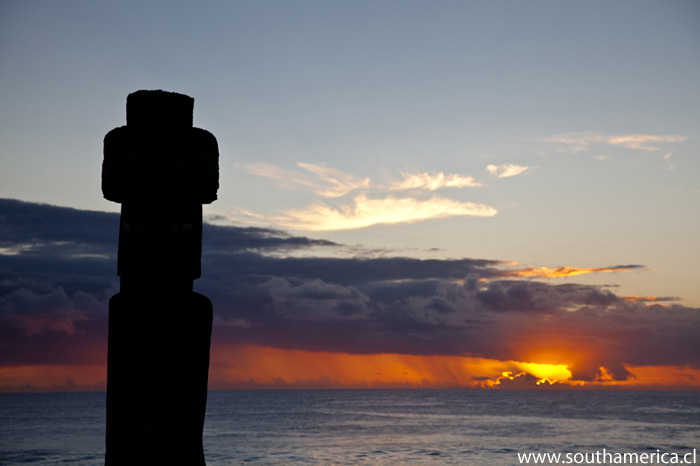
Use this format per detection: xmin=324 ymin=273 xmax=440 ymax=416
xmin=0 ymin=364 xmax=106 ymax=392
xmin=2 ymin=347 xmax=699 ymax=392
xmin=622 ymin=296 xmax=659 ymax=302
xmin=208 ymin=345 xmax=498 ymax=389
xmin=207 ymin=345 xmax=700 ymax=391
xmin=502 ymin=265 xmax=639 ymax=279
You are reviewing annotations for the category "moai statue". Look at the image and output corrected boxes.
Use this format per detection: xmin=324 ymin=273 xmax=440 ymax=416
xmin=102 ymin=90 xmax=218 ymax=465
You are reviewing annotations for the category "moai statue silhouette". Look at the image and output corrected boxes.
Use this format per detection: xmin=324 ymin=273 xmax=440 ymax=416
xmin=102 ymin=90 xmax=218 ymax=465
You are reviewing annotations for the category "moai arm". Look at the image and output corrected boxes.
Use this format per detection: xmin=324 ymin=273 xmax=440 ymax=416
xmin=103 ymin=90 xmax=218 ymax=466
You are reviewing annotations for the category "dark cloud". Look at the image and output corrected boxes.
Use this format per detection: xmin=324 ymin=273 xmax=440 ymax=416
xmin=0 ymin=199 xmax=118 ymax=256
xmin=495 ymin=372 xmax=570 ymax=390
xmin=1 ymin=198 xmax=699 ymax=383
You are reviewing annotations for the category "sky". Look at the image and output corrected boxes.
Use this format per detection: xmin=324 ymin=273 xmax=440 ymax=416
xmin=1 ymin=0 xmax=699 ymax=391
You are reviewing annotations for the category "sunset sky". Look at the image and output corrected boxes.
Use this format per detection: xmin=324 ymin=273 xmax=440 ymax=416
xmin=1 ymin=1 xmax=699 ymax=392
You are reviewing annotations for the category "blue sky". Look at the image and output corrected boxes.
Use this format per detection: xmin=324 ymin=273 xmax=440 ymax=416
xmin=1 ymin=0 xmax=699 ymax=307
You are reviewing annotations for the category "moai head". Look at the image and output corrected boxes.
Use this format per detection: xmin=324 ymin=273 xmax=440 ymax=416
xmin=102 ymin=90 xmax=219 ymax=290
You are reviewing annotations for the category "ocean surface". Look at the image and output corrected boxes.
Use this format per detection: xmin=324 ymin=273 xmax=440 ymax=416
xmin=1 ymin=390 xmax=698 ymax=465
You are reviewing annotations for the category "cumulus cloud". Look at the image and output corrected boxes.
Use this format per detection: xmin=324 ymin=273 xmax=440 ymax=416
xmin=262 ymin=277 xmax=369 ymax=320
xmin=0 ymin=275 xmax=110 ymax=342
xmin=486 ymin=164 xmax=530 ymax=178
xmin=274 ymin=194 xmax=497 ymax=231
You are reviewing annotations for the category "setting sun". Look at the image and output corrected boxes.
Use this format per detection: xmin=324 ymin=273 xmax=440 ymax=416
xmin=513 ymin=362 xmax=572 ymax=382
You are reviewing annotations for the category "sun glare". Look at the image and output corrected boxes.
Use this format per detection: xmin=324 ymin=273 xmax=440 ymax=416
xmin=514 ymin=362 xmax=573 ymax=381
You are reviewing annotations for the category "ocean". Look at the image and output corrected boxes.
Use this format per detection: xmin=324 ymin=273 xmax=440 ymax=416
xmin=1 ymin=390 xmax=698 ymax=465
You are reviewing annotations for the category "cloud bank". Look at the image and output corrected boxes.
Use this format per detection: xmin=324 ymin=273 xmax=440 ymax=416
xmin=1 ymin=199 xmax=698 ymax=391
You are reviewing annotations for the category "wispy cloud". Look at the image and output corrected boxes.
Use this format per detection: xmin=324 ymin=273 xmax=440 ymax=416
xmin=243 ymin=162 xmax=319 ymax=191
xmin=244 ymin=162 xmax=369 ymax=198
xmin=486 ymin=164 xmax=530 ymax=178
xmin=275 ymin=194 xmax=497 ymax=231
xmin=240 ymin=162 xmax=494 ymax=230
xmin=664 ymin=152 xmax=675 ymax=171
xmin=247 ymin=162 xmax=482 ymax=195
xmin=606 ymin=134 xmax=686 ymax=151
xmin=205 ymin=207 xmax=274 ymax=227
xmin=387 ymin=172 xmax=482 ymax=191
xmin=543 ymin=132 xmax=687 ymax=153
xmin=296 ymin=163 xmax=370 ymax=198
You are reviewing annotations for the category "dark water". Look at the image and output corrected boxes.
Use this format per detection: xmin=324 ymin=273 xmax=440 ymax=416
xmin=1 ymin=390 xmax=698 ymax=465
